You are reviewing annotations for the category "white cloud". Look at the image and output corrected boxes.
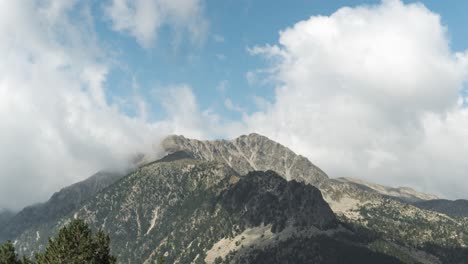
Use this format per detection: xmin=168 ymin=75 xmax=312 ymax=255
xmin=3 ymin=0 xmax=468 ymax=211
xmin=156 ymin=85 xmax=223 ymax=139
xmin=224 ymin=98 xmax=245 ymax=113
xmin=0 ymin=0 xmax=215 ymax=210
xmin=244 ymin=0 xmax=468 ymax=198
xmin=104 ymin=0 xmax=208 ymax=48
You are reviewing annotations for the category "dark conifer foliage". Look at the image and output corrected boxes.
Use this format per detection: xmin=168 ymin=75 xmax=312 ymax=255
xmin=35 ymin=219 xmax=116 ymax=264
xmin=0 ymin=240 xmax=21 ymax=264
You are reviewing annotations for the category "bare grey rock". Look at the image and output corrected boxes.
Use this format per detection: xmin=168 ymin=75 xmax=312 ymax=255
xmin=161 ymin=133 xmax=329 ymax=188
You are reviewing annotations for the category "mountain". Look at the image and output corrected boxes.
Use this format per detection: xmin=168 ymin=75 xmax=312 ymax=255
xmin=413 ymin=199 xmax=468 ymax=218
xmin=6 ymin=133 xmax=468 ymax=263
xmin=14 ymin=156 xmax=395 ymax=264
xmin=161 ymin=134 xmax=468 ymax=262
xmin=333 ymin=177 xmax=438 ymax=203
xmin=0 ymin=209 xmax=14 ymax=228
xmin=232 ymin=235 xmax=404 ymax=264
xmin=0 ymin=170 xmax=124 ymax=242
xmin=161 ymin=133 xmax=329 ymax=187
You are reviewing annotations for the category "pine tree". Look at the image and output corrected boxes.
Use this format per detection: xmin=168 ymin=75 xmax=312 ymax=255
xmin=0 ymin=240 xmax=21 ymax=264
xmin=35 ymin=219 xmax=116 ymax=264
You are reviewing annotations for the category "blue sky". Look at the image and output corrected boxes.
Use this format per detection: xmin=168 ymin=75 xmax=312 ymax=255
xmin=2 ymin=0 xmax=468 ymax=209
xmin=94 ymin=0 xmax=468 ymax=121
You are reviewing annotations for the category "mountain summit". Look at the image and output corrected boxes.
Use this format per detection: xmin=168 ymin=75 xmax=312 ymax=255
xmin=13 ymin=156 xmax=349 ymax=263
xmin=161 ymin=133 xmax=329 ymax=187
xmin=3 ymin=133 xmax=468 ymax=263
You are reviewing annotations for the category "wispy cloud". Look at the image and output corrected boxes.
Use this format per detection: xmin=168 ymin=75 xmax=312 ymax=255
xmin=104 ymin=0 xmax=208 ymax=48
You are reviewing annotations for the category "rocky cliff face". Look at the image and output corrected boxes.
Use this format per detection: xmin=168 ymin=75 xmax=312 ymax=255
xmin=218 ymin=171 xmax=337 ymax=233
xmin=161 ymin=133 xmax=329 ymax=187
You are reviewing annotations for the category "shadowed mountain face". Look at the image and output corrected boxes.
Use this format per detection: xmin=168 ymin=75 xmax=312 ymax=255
xmin=413 ymin=199 xmax=468 ymax=218
xmin=233 ymin=235 xmax=404 ymax=264
xmin=0 ymin=210 xmax=14 ymax=228
xmin=0 ymin=170 xmax=125 ymax=242
xmin=219 ymin=171 xmax=337 ymax=232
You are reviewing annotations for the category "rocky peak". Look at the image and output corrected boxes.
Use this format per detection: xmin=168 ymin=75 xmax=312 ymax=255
xmin=161 ymin=133 xmax=329 ymax=187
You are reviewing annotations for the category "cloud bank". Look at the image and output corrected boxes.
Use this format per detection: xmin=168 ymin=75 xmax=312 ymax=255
xmin=2 ymin=0 xmax=468 ymax=210
xmin=245 ymin=0 xmax=468 ymax=198
xmin=0 ymin=0 xmax=213 ymax=210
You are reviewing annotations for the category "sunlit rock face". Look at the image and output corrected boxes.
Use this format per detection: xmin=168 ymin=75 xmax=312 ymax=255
xmin=161 ymin=133 xmax=329 ymax=187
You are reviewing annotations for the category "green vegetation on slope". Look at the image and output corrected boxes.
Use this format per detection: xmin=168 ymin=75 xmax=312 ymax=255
xmin=1 ymin=219 xmax=115 ymax=264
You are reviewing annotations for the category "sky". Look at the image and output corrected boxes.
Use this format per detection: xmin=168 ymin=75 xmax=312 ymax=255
xmin=1 ymin=0 xmax=468 ymax=210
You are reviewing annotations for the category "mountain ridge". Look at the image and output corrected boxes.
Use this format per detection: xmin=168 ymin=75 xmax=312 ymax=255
xmin=333 ymin=177 xmax=439 ymax=203
xmin=0 ymin=170 xmax=125 ymax=241
xmin=161 ymin=133 xmax=329 ymax=187
xmin=159 ymin=133 xmax=468 ymax=262
xmin=4 ymin=133 xmax=468 ymax=263
xmin=413 ymin=199 xmax=468 ymax=218
xmin=14 ymin=158 xmax=350 ymax=263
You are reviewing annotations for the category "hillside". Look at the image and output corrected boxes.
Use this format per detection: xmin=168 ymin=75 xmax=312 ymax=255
xmin=413 ymin=199 xmax=468 ymax=218
xmin=6 ymin=134 xmax=468 ymax=263
xmin=0 ymin=170 xmax=124 ymax=242
xmin=161 ymin=134 xmax=468 ymax=262
xmin=333 ymin=177 xmax=438 ymax=203
xmin=13 ymin=157 xmax=398 ymax=264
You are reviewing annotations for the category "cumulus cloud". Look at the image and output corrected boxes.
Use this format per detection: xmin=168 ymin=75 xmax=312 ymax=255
xmin=0 ymin=0 xmax=215 ymax=210
xmin=4 ymin=0 xmax=468 ymax=210
xmin=156 ymin=85 xmax=224 ymax=139
xmin=104 ymin=0 xmax=208 ymax=48
xmin=244 ymin=0 xmax=468 ymax=198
